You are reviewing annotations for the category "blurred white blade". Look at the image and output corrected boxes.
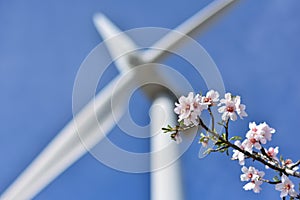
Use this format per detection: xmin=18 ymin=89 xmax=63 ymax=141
xmin=142 ymin=0 xmax=238 ymax=63
xmin=0 ymin=73 xmax=136 ymax=200
xmin=93 ymin=13 xmax=139 ymax=72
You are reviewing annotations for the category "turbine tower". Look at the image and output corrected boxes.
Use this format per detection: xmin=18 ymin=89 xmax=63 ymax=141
xmin=0 ymin=0 xmax=238 ymax=199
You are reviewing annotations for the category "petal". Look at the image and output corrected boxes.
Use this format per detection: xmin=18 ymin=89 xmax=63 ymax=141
xmin=183 ymin=118 xmax=191 ymax=126
xmin=254 ymin=143 xmax=261 ymax=150
xmin=275 ymin=183 xmax=284 ymax=191
xmin=174 ymin=107 xmax=180 ymax=114
xmin=253 ymin=185 xmax=262 ymax=193
xmin=206 ymin=90 xmax=214 ymax=97
xmin=289 ymin=189 xmax=298 ymax=197
xmin=218 ymin=106 xmax=226 ymax=113
xmin=280 ymin=190 xmax=288 ymax=198
xmin=225 ymin=93 xmax=232 ymax=100
xmin=249 ymin=122 xmax=257 ymax=130
xmin=241 ymin=166 xmax=248 ymax=173
xmin=178 ymin=96 xmax=186 ymax=104
xmin=230 ymin=113 xmax=237 ymax=121
xmin=274 ymin=147 xmax=279 ymax=154
xmin=243 ymin=182 xmax=254 ymax=191
xmin=187 ymin=92 xmax=194 ymax=100
xmin=222 ymin=112 xmax=228 ymax=121
xmin=234 ymin=140 xmax=241 ymax=146
xmin=238 ymin=154 xmax=245 ymax=165
xmin=235 ymin=95 xmax=241 ymax=105
xmin=258 ymin=171 xmax=265 ymax=178
xmin=281 ymin=174 xmax=288 ymax=182
xmin=240 ymin=174 xmax=248 ymax=181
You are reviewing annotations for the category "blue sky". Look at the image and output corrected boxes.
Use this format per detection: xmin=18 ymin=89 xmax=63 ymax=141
xmin=0 ymin=0 xmax=300 ymax=199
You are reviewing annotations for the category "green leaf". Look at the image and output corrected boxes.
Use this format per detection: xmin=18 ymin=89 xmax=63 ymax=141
xmin=218 ymin=147 xmax=229 ymax=153
xmin=179 ymin=120 xmax=184 ymax=126
xmin=230 ymin=136 xmax=242 ymax=141
xmin=162 ymin=127 xmax=172 ymax=133
xmin=217 ymin=121 xmax=224 ymax=126
xmin=221 ymin=133 xmax=226 ymax=140
xmin=273 ymin=176 xmax=280 ymax=182
xmin=280 ymin=155 xmax=284 ymax=163
xmin=199 ymin=137 xmax=206 ymax=143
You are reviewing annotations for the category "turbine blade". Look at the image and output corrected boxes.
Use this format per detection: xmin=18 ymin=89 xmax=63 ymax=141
xmin=1 ymin=1 xmax=239 ymax=198
xmin=142 ymin=0 xmax=239 ymax=63
xmin=0 ymin=73 xmax=137 ymax=200
xmin=93 ymin=13 xmax=139 ymax=72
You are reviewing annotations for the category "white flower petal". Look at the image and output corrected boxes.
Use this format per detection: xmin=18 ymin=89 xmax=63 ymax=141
xmin=243 ymin=182 xmax=255 ymax=191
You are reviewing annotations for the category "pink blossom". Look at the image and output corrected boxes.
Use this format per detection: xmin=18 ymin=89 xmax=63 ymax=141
xmin=243 ymin=180 xmax=263 ymax=193
xmin=201 ymin=89 xmax=219 ymax=106
xmin=174 ymin=92 xmax=208 ymax=126
xmin=264 ymin=146 xmax=279 ymax=169
xmin=240 ymin=166 xmax=265 ymax=182
xmin=245 ymin=122 xmax=275 ymax=150
xmin=218 ymin=93 xmax=247 ymax=121
xmin=275 ymin=174 xmax=298 ymax=198
xmin=282 ymin=159 xmax=299 ymax=171
xmin=259 ymin=122 xmax=275 ymax=143
xmin=232 ymin=140 xmax=247 ymax=165
xmin=265 ymin=146 xmax=279 ymax=161
xmin=240 ymin=166 xmax=265 ymax=193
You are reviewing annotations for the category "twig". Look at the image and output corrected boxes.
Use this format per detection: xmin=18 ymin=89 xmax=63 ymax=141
xmin=198 ymin=118 xmax=300 ymax=178
xmin=207 ymin=107 xmax=215 ymax=131
xmin=225 ymin=119 xmax=229 ymax=141
xmin=209 ymin=145 xmax=229 ymax=153
xmin=291 ymin=160 xmax=300 ymax=170
xmin=259 ymin=178 xmax=280 ymax=185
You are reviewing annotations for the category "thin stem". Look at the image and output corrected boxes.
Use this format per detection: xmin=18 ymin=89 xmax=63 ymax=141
xmin=207 ymin=107 xmax=215 ymax=131
xmin=225 ymin=119 xmax=229 ymax=141
xmin=260 ymin=147 xmax=269 ymax=158
xmin=259 ymin=178 xmax=280 ymax=185
xmin=209 ymin=145 xmax=229 ymax=153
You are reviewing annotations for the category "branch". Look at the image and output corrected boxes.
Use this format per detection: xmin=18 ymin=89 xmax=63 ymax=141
xmin=291 ymin=160 xmax=300 ymax=170
xmin=198 ymin=118 xmax=300 ymax=178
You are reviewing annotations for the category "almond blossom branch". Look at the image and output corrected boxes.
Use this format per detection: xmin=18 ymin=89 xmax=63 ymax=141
xmin=163 ymin=90 xmax=299 ymax=199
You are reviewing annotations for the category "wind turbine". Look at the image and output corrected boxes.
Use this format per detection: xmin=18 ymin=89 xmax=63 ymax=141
xmin=0 ymin=0 xmax=238 ymax=199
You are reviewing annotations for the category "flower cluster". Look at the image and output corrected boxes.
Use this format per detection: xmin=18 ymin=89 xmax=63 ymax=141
xmin=240 ymin=166 xmax=264 ymax=193
xmin=174 ymin=90 xmax=247 ymax=126
xmin=174 ymin=92 xmax=208 ymax=126
xmin=231 ymin=121 xmax=298 ymax=198
xmin=163 ymin=89 xmax=300 ymax=199
xmin=232 ymin=122 xmax=276 ymax=165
